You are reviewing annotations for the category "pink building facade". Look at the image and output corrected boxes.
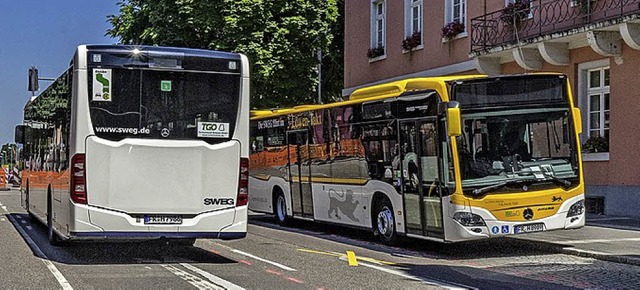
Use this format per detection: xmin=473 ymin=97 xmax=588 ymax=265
xmin=344 ymin=0 xmax=640 ymax=217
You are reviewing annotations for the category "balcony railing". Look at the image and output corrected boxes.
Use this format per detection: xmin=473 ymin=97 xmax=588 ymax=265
xmin=471 ymin=0 xmax=640 ymax=54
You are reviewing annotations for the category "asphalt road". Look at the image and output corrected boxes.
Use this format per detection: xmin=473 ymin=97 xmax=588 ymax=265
xmin=1 ymin=188 xmax=639 ymax=289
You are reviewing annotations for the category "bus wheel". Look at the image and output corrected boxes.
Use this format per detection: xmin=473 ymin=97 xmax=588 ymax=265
xmin=274 ymin=192 xmax=289 ymax=225
xmin=375 ymin=198 xmax=397 ymax=245
xmin=47 ymin=192 xmax=63 ymax=246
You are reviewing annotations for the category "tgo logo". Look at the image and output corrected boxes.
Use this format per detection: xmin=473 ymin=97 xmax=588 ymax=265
xmin=201 ymin=123 xmax=224 ymax=131
xmin=204 ymin=198 xmax=235 ymax=206
xmin=197 ymin=122 xmax=230 ymax=138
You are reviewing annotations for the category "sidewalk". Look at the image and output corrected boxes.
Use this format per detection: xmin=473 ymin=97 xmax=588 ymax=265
xmin=517 ymin=214 xmax=640 ymax=266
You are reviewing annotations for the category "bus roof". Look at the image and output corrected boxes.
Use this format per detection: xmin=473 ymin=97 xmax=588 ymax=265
xmin=83 ymin=44 xmax=242 ymax=60
xmin=250 ymin=74 xmax=485 ymax=120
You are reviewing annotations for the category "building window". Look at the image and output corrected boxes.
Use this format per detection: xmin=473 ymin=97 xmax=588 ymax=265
xmin=587 ymin=67 xmax=610 ymax=145
xmin=578 ymin=59 xmax=610 ymax=159
xmin=405 ymin=0 xmax=423 ymax=36
xmin=371 ymin=1 xmax=386 ymax=53
xmin=444 ymin=0 xmax=467 ymax=33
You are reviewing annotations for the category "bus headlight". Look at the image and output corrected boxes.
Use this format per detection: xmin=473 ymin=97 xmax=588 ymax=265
xmin=453 ymin=212 xmax=486 ymax=227
xmin=566 ymin=200 xmax=585 ymax=218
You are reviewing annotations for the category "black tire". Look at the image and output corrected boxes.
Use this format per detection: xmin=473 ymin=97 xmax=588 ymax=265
xmin=273 ymin=191 xmax=289 ymax=225
xmin=374 ymin=198 xmax=397 ymax=245
xmin=47 ymin=191 xmax=63 ymax=246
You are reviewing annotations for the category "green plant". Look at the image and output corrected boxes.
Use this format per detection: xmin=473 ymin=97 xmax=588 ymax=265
xmin=367 ymin=46 xmax=385 ymax=58
xmin=441 ymin=21 xmax=465 ymax=40
xmin=575 ymin=0 xmax=595 ymax=14
xmin=500 ymin=0 xmax=531 ymax=26
xmin=582 ymin=136 xmax=609 ymax=153
xmin=402 ymin=31 xmax=421 ymax=51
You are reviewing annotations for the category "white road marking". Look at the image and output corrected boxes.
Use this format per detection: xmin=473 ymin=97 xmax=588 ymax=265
xmin=231 ymin=249 xmax=296 ymax=271
xmin=339 ymin=256 xmax=477 ymax=290
xmin=589 ymin=217 xmax=633 ymax=221
xmin=564 ymin=237 xmax=640 ymax=244
xmin=161 ymin=264 xmax=222 ymax=290
xmin=181 ymin=263 xmax=245 ymax=290
xmin=26 ymin=226 xmax=33 ymax=230
xmin=7 ymin=215 xmax=73 ymax=290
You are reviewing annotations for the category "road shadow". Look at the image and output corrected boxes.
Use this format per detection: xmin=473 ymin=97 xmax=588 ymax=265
xmin=6 ymin=213 xmax=237 ymax=266
xmin=248 ymin=213 xmax=566 ymax=261
xmin=395 ymin=262 xmax=604 ymax=290
xmin=585 ymin=214 xmax=640 ymax=232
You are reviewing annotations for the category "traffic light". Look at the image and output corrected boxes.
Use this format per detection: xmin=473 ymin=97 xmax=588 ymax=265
xmin=28 ymin=66 xmax=39 ymax=92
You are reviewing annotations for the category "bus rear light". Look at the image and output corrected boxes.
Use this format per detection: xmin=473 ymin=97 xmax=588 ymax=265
xmin=70 ymin=154 xmax=87 ymax=204
xmin=237 ymin=157 xmax=249 ymax=206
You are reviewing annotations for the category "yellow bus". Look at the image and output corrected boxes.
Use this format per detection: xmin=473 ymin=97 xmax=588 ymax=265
xmin=248 ymin=74 xmax=584 ymax=244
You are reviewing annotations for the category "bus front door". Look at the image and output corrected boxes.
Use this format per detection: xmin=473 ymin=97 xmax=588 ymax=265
xmin=399 ymin=120 xmax=443 ymax=238
xmin=287 ymin=130 xmax=314 ymax=218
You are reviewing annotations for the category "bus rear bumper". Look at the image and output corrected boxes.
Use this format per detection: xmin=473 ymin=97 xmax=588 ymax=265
xmin=67 ymin=204 xmax=247 ymax=240
xmin=69 ymin=231 xmax=246 ymax=240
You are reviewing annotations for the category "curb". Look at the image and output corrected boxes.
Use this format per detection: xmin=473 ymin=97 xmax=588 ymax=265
xmin=560 ymin=247 xmax=640 ymax=266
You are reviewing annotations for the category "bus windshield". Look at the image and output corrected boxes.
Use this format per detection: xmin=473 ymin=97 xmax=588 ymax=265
xmin=88 ymin=68 xmax=240 ymax=144
xmin=457 ymin=108 xmax=580 ymax=195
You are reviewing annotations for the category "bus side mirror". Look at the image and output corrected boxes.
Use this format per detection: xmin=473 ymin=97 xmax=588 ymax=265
xmin=572 ymin=108 xmax=582 ymax=134
xmin=447 ymin=107 xmax=462 ymax=137
xmin=14 ymin=125 xmax=29 ymax=144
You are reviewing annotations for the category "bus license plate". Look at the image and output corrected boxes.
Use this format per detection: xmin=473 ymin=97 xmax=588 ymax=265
xmin=515 ymin=223 xmax=545 ymax=234
xmin=144 ymin=215 xmax=182 ymax=224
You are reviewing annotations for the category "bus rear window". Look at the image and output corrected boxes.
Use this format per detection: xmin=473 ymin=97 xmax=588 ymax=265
xmin=88 ymin=68 xmax=240 ymax=144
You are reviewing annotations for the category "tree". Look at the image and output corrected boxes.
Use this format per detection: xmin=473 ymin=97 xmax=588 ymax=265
xmin=1 ymin=144 xmax=18 ymax=165
xmin=107 ymin=0 xmax=342 ymax=109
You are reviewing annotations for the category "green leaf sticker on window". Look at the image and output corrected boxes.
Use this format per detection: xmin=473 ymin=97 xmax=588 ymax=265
xmin=161 ymin=80 xmax=172 ymax=92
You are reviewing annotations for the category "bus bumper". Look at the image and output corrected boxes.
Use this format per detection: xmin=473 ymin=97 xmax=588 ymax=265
xmin=67 ymin=204 xmax=247 ymax=240
xmin=445 ymin=194 xmax=586 ymax=242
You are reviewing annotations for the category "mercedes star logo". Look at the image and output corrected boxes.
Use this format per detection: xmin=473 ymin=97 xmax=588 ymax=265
xmin=523 ymin=208 xmax=534 ymax=220
xmin=161 ymin=128 xmax=170 ymax=138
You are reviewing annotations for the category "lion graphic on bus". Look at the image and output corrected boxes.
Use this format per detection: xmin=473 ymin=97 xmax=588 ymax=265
xmin=327 ymin=188 xmax=360 ymax=222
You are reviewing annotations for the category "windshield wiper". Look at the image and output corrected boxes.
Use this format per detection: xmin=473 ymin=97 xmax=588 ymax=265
xmin=470 ymin=178 xmax=537 ymax=196
xmin=514 ymin=167 xmax=573 ymax=187
xmin=469 ymin=173 xmax=572 ymax=196
xmin=540 ymin=171 xmax=572 ymax=187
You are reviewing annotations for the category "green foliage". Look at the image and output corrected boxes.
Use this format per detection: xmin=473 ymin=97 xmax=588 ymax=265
xmin=582 ymin=135 xmax=608 ymax=153
xmin=24 ymin=69 xmax=72 ymax=125
xmin=107 ymin=0 xmax=343 ymax=108
xmin=1 ymin=143 xmax=18 ymax=165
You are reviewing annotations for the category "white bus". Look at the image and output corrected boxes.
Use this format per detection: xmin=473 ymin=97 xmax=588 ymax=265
xmin=15 ymin=45 xmax=250 ymax=246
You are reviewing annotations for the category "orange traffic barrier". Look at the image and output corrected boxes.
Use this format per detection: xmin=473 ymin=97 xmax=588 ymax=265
xmin=0 ymin=170 xmax=7 ymax=190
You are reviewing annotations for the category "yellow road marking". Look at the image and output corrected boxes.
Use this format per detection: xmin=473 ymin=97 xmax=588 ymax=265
xmin=296 ymin=249 xmax=396 ymax=265
xmin=297 ymin=248 xmax=342 ymax=257
xmin=346 ymin=251 xmax=358 ymax=266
